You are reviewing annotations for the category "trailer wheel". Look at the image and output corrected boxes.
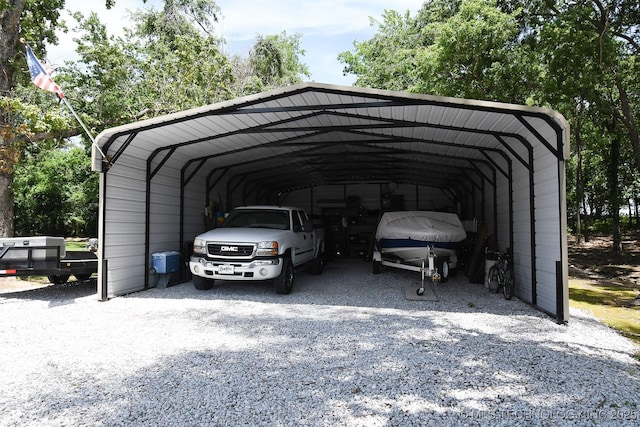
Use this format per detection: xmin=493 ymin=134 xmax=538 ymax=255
xmin=48 ymin=275 xmax=70 ymax=285
xmin=74 ymin=274 xmax=92 ymax=281
xmin=438 ymin=258 xmax=450 ymax=283
xmin=416 ymin=288 xmax=425 ymax=296
xmin=193 ymin=275 xmax=214 ymax=290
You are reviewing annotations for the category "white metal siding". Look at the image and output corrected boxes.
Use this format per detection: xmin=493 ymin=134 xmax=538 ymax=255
xmin=533 ymin=142 xmax=564 ymax=316
xmin=511 ymin=160 xmax=533 ymax=303
xmin=99 ymin=157 xmax=148 ymax=298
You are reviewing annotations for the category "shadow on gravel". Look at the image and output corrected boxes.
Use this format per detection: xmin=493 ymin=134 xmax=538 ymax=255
xmin=16 ymin=292 xmax=640 ymax=426
xmin=0 ymin=279 xmax=96 ymax=305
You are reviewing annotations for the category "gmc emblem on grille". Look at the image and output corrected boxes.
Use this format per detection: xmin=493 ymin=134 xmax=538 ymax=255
xmin=221 ymin=246 xmax=238 ymax=252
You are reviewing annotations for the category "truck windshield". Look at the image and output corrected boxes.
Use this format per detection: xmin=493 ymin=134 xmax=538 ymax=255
xmin=222 ymin=210 xmax=290 ymax=230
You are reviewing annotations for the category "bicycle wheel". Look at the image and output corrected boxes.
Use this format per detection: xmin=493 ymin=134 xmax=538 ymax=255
xmin=502 ymin=268 xmax=514 ymax=300
xmin=487 ymin=265 xmax=500 ymax=292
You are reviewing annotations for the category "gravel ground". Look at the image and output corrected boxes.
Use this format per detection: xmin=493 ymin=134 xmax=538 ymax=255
xmin=0 ymin=259 xmax=639 ymax=426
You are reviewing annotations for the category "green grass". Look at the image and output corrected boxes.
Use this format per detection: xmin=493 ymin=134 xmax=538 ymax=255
xmin=569 ymin=278 xmax=640 ymax=345
xmin=65 ymin=240 xmax=88 ymax=251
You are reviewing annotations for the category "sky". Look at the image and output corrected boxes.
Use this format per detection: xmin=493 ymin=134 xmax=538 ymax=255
xmin=49 ymin=0 xmax=426 ymax=86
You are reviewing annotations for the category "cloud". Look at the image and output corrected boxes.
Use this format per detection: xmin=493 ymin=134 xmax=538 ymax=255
xmin=216 ymin=0 xmax=423 ymax=40
xmin=48 ymin=0 xmax=425 ymax=85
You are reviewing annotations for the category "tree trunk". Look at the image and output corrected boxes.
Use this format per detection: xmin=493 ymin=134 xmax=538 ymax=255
xmin=0 ymin=164 xmax=14 ymax=237
xmin=609 ymin=130 xmax=622 ymax=254
xmin=574 ymin=103 xmax=584 ymax=244
xmin=614 ymin=79 xmax=640 ymax=173
xmin=0 ymin=0 xmax=27 ymax=238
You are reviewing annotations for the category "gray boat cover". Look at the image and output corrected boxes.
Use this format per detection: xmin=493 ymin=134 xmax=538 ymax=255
xmin=375 ymin=211 xmax=467 ymax=242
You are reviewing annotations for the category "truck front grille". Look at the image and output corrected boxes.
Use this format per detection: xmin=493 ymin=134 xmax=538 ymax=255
xmin=207 ymin=244 xmax=254 ymax=257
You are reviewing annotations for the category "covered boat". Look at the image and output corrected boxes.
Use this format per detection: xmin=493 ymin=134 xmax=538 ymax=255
xmin=373 ymin=211 xmax=467 ymax=279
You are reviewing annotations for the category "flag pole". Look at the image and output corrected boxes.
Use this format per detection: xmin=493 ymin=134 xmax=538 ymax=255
xmin=22 ymin=39 xmax=110 ymax=168
xmin=58 ymin=95 xmax=108 ymax=163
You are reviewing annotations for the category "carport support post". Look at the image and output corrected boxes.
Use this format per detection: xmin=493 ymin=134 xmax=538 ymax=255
xmin=556 ymin=261 xmax=565 ymax=323
xmin=97 ymin=170 xmax=108 ymax=301
xmin=100 ymin=259 xmax=108 ymax=301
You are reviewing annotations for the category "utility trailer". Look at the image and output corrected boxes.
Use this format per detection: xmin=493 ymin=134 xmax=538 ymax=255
xmin=0 ymin=237 xmax=98 ymax=284
xmin=372 ymin=244 xmax=444 ymax=295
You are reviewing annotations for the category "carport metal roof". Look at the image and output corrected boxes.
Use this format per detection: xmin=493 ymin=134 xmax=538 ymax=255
xmin=93 ymin=82 xmax=570 ymax=321
xmin=93 ymin=83 xmax=567 ymax=197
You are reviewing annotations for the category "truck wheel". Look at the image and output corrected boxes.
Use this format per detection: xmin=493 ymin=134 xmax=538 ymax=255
xmin=193 ymin=275 xmax=214 ymax=290
xmin=274 ymin=257 xmax=294 ymax=294
xmin=48 ymin=275 xmax=70 ymax=285
xmin=373 ymin=260 xmax=381 ymax=274
xmin=74 ymin=274 xmax=92 ymax=281
xmin=311 ymin=249 xmax=324 ymax=275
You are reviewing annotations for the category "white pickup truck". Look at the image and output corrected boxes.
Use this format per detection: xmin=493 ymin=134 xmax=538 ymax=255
xmin=189 ymin=205 xmax=325 ymax=294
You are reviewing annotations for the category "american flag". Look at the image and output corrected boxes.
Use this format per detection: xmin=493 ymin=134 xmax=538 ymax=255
xmin=25 ymin=46 xmax=64 ymax=98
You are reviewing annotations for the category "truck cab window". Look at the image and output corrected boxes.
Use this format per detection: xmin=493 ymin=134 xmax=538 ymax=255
xmin=292 ymin=210 xmax=303 ymax=232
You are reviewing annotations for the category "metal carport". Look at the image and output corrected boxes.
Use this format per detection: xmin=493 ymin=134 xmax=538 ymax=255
xmin=92 ymin=82 xmax=570 ymax=322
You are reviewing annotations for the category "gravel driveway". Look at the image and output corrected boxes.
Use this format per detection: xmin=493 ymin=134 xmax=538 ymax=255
xmin=1 ymin=259 xmax=639 ymax=426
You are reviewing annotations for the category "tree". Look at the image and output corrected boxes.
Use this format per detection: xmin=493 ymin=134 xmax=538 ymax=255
xmin=3 ymin=0 xmax=231 ymax=238
xmin=338 ymin=9 xmax=423 ymax=91
xmin=339 ymin=0 xmax=535 ymax=103
xmin=0 ymin=0 xmax=67 ymax=237
xmin=414 ymin=0 xmax=535 ymax=103
xmin=13 ymin=146 xmax=98 ymax=236
xmin=537 ymin=0 xmax=640 ymax=251
xmin=6 ymin=0 xmax=310 ymax=238
xmin=340 ymin=0 xmax=640 ymax=252
xmin=232 ymin=31 xmax=310 ymax=96
xmin=68 ymin=5 xmax=233 ymax=124
xmin=0 ymin=0 xmax=131 ymax=238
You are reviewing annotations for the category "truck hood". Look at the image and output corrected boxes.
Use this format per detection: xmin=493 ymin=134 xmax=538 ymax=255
xmin=196 ymin=227 xmax=290 ymax=243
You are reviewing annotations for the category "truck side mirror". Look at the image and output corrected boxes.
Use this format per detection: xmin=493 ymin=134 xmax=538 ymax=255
xmin=302 ymin=219 xmax=314 ymax=232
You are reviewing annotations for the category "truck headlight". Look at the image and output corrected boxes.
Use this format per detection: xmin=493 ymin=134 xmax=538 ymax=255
xmin=256 ymin=241 xmax=278 ymax=256
xmin=193 ymin=238 xmax=206 ymax=255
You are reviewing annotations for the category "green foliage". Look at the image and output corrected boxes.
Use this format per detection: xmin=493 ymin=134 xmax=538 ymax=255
xmin=415 ymin=0 xmax=533 ymax=102
xmin=339 ymin=0 xmax=536 ymax=103
xmin=339 ymin=0 xmax=640 ymax=241
xmin=249 ymin=32 xmax=310 ymax=88
xmin=338 ymin=10 xmax=422 ymax=91
xmin=13 ymin=146 xmax=98 ymax=236
xmin=6 ymin=0 xmax=311 ymax=238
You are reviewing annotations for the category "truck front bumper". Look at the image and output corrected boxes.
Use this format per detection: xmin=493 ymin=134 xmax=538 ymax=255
xmin=190 ymin=256 xmax=283 ymax=280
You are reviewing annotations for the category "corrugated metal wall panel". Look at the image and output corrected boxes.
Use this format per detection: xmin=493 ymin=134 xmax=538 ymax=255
xmin=101 ymin=169 xmax=148 ymax=298
xmin=149 ymin=169 xmax=182 ymax=254
xmin=511 ymin=162 xmax=533 ymax=303
xmin=184 ymin=178 xmax=209 ymax=241
xmin=533 ymin=144 xmax=565 ymax=317
xmin=495 ymin=174 xmax=511 ymax=249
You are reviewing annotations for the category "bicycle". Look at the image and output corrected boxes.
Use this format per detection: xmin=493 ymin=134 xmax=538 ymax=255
xmin=487 ymin=250 xmax=514 ymax=300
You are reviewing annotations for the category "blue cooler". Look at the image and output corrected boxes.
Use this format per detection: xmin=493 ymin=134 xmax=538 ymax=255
xmin=152 ymin=251 xmax=180 ymax=274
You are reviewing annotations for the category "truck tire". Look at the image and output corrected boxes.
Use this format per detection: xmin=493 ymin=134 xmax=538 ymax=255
xmin=48 ymin=275 xmax=70 ymax=285
xmin=74 ymin=274 xmax=93 ymax=281
xmin=274 ymin=257 xmax=294 ymax=294
xmin=193 ymin=275 xmax=214 ymax=290
xmin=311 ymin=248 xmax=324 ymax=275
